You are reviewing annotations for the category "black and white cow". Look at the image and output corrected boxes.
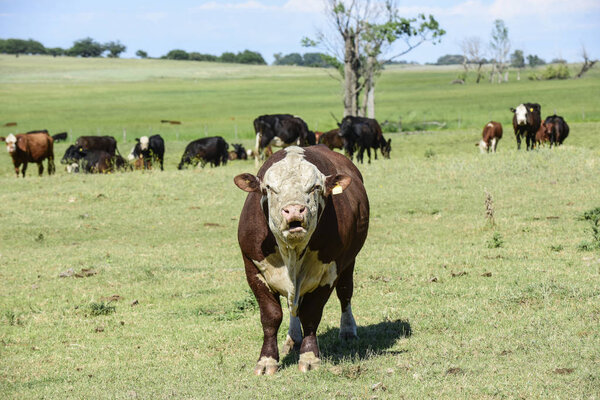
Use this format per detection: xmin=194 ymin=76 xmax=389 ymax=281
xmin=510 ymin=103 xmax=541 ymax=150
xmin=253 ymin=114 xmax=314 ymax=166
xmin=128 ymin=134 xmax=165 ymax=170
xmin=177 ymin=136 xmax=229 ymax=169
xmin=62 ymin=145 xmax=127 ymax=173
xmin=234 ymin=145 xmax=370 ymax=375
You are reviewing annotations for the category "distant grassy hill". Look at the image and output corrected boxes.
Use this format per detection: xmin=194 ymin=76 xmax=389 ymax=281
xmin=1 ymin=55 xmax=598 ymax=142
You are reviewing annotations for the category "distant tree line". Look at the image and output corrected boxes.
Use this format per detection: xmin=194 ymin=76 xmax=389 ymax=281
xmin=0 ymin=37 xmax=126 ymax=58
xmin=272 ymin=52 xmax=334 ymax=68
xmin=160 ymin=49 xmax=266 ymax=65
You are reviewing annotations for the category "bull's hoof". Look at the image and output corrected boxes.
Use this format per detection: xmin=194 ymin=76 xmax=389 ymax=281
xmin=253 ymin=356 xmax=278 ymax=376
xmin=281 ymin=334 xmax=301 ymax=356
xmin=298 ymin=351 xmax=321 ymax=373
xmin=339 ymin=331 xmax=359 ymax=341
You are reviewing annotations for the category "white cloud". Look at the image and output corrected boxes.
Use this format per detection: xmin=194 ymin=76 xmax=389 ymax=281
xmin=283 ymin=0 xmax=324 ymax=13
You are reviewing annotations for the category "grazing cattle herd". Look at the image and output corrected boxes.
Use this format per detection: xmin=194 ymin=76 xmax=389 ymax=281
xmin=1 ymin=104 xmax=570 ymax=177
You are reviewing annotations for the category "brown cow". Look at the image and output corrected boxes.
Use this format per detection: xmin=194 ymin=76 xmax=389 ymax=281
xmin=318 ymin=128 xmax=345 ymax=151
xmin=234 ymin=145 xmax=370 ymax=375
xmin=4 ymin=132 xmax=55 ymax=177
xmin=535 ymin=121 xmax=550 ymax=147
xmin=477 ymin=121 xmax=503 ymax=153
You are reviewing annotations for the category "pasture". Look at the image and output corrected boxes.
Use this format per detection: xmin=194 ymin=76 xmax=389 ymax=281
xmin=1 ymin=55 xmax=600 ymax=398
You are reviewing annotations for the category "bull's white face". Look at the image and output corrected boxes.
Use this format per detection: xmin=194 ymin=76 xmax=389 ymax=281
xmin=5 ymin=134 xmax=16 ymax=153
xmin=140 ymin=136 xmax=149 ymax=151
xmin=262 ymin=147 xmax=327 ymax=246
xmin=514 ymin=104 xmax=528 ymax=125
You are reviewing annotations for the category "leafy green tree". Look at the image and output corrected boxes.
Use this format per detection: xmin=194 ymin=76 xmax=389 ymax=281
xmin=104 ymin=41 xmax=126 ymax=58
xmin=273 ymin=52 xmax=303 ymax=65
xmin=219 ymin=52 xmax=236 ymax=63
xmin=47 ymin=47 xmax=65 ymax=57
xmin=67 ymin=37 xmax=105 ymax=57
xmin=527 ymin=54 xmax=546 ymax=67
xmin=235 ymin=50 xmax=266 ymax=65
xmin=489 ymin=19 xmax=511 ymax=83
xmin=436 ymin=54 xmax=465 ymax=65
xmin=136 ymin=50 xmax=148 ymax=58
xmin=4 ymin=38 xmax=29 ymax=55
xmin=189 ymin=52 xmax=218 ymax=61
xmin=510 ymin=50 xmax=525 ymax=68
xmin=164 ymin=49 xmax=189 ymax=60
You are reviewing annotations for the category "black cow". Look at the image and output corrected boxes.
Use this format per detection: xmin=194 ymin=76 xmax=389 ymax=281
xmin=253 ymin=114 xmax=313 ymax=165
xmin=229 ymin=143 xmax=248 ymax=160
xmin=62 ymin=145 xmax=128 ymax=173
xmin=128 ymin=135 xmax=165 ymax=170
xmin=510 ymin=103 xmax=541 ymax=150
xmin=178 ymin=136 xmax=229 ymax=169
xmin=51 ymin=132 xmax=68 ymax=142
xmin=74 ymin=135 xmax=120 ymax=157
xmin=543 ymin=115 xmax=570 ymax=147
xmin=338 ymin=116 xmax=391 ymax=163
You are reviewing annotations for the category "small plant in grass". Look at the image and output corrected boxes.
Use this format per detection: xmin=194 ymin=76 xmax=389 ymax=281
xmin=89 ymin=302 xmax=116 ymax=316
xmin=577 ymin=207 xmax=600 ymax=251
xmin=424 ymin=148 xmax=436 ymax=158
xmin=487 ymin=232 xmax=504 ymax=248
xmin=550 ymin=244 xmax=564 ymax=252
xmin=484 ymin=190 xmax=495 ymax=226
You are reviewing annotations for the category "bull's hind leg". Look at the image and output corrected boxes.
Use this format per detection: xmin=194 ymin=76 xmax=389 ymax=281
xmin=242 ymin=255 xmax=282 ymax=376
xmin=37 ymin=162 xmax=44 ymax=176
xmin=515 ymin=134 xmax=521 ymax=150
xmin=335 ymin=260 xmax=358 ymax=341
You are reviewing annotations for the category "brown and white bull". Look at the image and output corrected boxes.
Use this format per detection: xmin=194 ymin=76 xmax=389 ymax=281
xmin=4 ymin=132 xmax=55 ymax=177
xmin=234 ymin=145 xmax=370 ymax=375
xmin=477 ymin=121 xmax=503 ymax=153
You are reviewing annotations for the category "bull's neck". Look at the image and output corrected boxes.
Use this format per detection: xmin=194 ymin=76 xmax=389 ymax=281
xmin=274 ymin=236 xmax=309 ymax=317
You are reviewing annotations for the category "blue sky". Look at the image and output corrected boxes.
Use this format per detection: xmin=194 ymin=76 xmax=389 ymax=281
xmin=1 ymin=0 xmax=598 ymax=64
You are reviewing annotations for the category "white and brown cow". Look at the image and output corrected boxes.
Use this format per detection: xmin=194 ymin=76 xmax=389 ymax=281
xmin=234 ymin=145 xmax=370 ymax=375
xmin=477 ymin=121 xmax=503 ymax=153
xmin=510 ymin=103 xmax=541 ymax=150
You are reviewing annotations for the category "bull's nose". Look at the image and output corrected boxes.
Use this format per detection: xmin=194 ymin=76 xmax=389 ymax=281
xmin=281 ymin=204 xmax=307 ymax=222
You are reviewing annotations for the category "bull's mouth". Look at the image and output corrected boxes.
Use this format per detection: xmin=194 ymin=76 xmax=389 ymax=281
xmin=287 ymin=221 xmax=305 ymax=233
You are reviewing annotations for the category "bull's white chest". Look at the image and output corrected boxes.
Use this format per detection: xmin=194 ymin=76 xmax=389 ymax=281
xmin=252 ymin=248 xmax=337 ymax=316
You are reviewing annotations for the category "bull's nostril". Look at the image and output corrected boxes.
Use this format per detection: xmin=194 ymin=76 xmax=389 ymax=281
xmin=283 ymin=208 xmax=289 ymax=214
xmin=299 ymin=207 xmax=306 ymax=214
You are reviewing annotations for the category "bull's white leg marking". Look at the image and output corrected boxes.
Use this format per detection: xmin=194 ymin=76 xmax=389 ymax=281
xmin=254 ymin=132 xmax=261 ymax=167
xmin=298 ymin=351 xmax=321 ymax=372
xmin=339 ymin=304 xmax=358 ymax=340
xmin=491 ymin=138 xmax=498 ymax=152
xmin=281 ymin=315 xmax=303 ymax=356
xmin=254 ymin=356 xmax=278 ymax=376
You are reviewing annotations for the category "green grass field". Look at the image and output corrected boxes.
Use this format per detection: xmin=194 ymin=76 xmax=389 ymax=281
xmin=1 ymin=55 xmax=599 ymax=399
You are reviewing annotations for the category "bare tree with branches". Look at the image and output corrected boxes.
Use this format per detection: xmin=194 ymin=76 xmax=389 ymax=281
xmin=460 ymin=36 xmax=486 ymax=83
xmin=305 ymin=0 xmax=444 ymax=117
xmin=489 ymin=19 xmax=511 ymax=83
xmin=576 ymin=45 xmax=597 ymax=78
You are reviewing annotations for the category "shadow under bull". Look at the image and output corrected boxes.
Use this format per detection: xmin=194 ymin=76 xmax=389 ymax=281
xmin=281 ymin=318 xmax=412 ymax=368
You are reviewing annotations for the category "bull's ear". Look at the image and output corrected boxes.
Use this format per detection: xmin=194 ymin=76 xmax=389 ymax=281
xmin=0 ymin=137 xmax=5 ymax=142
xmin=135 ymin=138 xmax=140 ymax=142
xmin=234 ymin=173 xmax=261 ymax=192
xmin=510 ymin=107 xmax=516 ymax=113
xmin=325 ymin=174 xmax=352 ymax=196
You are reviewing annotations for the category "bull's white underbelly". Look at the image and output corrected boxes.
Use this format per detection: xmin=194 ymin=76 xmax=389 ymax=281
xmin=252 ymin=248 xmax=337 ymax=316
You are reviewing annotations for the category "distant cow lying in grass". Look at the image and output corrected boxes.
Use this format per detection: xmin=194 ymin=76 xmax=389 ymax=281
xmin=477 ymin=121 xmax=503 ymax=153
xmin=62 ymin=145 xmax=128 ymax=173
xmin=3 ymin=132 xmax=55 ymax=177
xmin=228 ymin=143 xmax=248 ymax=160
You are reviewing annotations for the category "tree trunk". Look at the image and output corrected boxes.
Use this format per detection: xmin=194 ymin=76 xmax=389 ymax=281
xmin=343 ymin=33 xmax=356 ymax=117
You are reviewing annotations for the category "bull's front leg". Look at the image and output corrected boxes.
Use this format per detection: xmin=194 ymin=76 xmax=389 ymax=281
xmin=242 ymin=255 xmax=282 ymax=376
xmin=37 ymin=162 xmax=44 ymax=176
xmin=516 ymin=134 xmax=521 ymax=150
xmin=20 ymin=161 xmax=28 ymax=178
xmin=297 ymin=285 xmax=335 ymax=372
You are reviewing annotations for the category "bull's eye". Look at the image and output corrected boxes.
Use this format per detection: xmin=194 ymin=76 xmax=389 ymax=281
xmin=265 ymin=184 xmax=279 ymax=194
xmin=310 ymin=184 xmax=322 ymax=193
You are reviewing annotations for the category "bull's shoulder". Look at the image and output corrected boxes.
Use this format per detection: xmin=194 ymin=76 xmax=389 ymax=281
xmin=238 ymin=192 xmax=276 ymax=261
